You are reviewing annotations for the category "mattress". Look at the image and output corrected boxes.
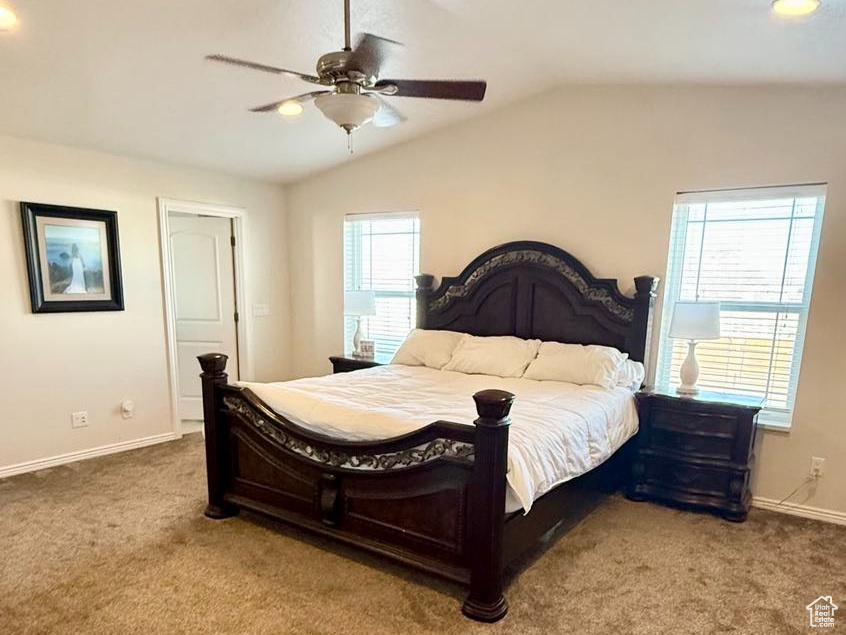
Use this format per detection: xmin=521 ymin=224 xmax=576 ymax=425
xmin=239 ymin=365 xmax=638 ymax=513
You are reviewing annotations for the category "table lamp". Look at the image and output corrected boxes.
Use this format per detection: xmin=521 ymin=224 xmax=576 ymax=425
xmin=669 ymin=301 xmax=721 ymax=395
xmin=344 ymin=290 xmax=376 ymax=357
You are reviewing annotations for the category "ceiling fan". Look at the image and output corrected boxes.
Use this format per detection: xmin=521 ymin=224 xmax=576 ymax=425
xmin=206 ymin=0 xmax=487 ymax=140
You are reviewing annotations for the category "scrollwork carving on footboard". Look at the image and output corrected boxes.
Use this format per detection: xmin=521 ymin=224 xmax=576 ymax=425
xmin=224 ymin=396 xmax=475 ymax=470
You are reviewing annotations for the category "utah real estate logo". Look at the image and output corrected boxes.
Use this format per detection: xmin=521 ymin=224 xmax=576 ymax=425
xmin=806 ymin=596 xmax=838 ymax=628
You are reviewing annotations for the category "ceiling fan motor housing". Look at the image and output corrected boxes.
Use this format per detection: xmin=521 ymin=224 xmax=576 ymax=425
xmin=316 ymin=51 xmax=375 ymax=85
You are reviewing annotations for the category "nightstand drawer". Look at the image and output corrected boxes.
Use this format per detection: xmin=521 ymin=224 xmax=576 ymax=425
xmin=642 ymin=456 xmax=732 ymax=498
xmin=650 ymin=406 xmax=737 ymax=437
xmin=650 ymin=427 xmax=734 ymax=461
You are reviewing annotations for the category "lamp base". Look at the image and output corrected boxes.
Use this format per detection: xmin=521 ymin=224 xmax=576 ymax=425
xmin=676 ymin=384 xmax=700 ymax=396
xmin=676 ymin=340 xmax=701 ymax=396
xmin=352 ymin=317 xmax=362 ymax=357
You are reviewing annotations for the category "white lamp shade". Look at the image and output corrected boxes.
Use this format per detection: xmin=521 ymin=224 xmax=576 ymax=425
xmin=344 ymin=290 xmax=377 ymax=317
xmin=315 ymin=93 xmax=380 ymax=132
xmin=669 ymin=301 xmax=721 ymax=340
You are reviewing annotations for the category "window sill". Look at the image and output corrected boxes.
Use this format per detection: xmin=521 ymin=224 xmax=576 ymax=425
xmin=755 ymin=407 xmax=794 ymax=432
xmin=757 ymin=420 xmax=792 ymax=434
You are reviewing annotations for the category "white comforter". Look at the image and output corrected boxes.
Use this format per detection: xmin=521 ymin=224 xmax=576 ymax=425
xmin=239 ymin=365 xmax=638 ymax=513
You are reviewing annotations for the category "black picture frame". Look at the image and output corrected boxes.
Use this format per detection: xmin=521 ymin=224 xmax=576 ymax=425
xmin=21 ymin=202 xmax=124 ymax=313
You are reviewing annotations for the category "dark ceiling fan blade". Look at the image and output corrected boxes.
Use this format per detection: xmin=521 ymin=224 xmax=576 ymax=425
xmin=206 ymin=54 xmax=324 ymax=85
xmin=371 ymin=97 xmax=406 ymax=128
xmin=249 ymin=91 xmax=333 ymax=113
xmin=374 ymin=79 xmax=486 ymax=101
xmin=350 ymin=32 xmax=403 ymax=78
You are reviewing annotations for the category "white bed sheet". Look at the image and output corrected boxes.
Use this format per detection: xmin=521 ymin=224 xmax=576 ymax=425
xmin=239 ymin=365 xmax=638 ymax=514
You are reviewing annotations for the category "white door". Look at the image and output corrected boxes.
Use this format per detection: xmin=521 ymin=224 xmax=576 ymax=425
xmin=169 ymin=214 xmax=239 ymax=421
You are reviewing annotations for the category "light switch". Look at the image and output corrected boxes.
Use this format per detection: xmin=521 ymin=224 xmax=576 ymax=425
xmin=252 ymin=304 xmax=271 ymax=317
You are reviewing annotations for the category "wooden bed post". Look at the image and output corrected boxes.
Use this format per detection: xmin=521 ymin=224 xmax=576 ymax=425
xmin=630 ymin=275 xmax=659 ymax=363
xmin=414 ymin=274 xmax=435 ymax=329
xmin=198 ymin=353 xmax=237 ymax=520
xmin=462 ymin=389 xmax=514 ymax=623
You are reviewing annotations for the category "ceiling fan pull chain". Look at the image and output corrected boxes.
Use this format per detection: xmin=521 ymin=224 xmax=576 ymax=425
xmin=347 ymin=131 xmax=354 ymax=154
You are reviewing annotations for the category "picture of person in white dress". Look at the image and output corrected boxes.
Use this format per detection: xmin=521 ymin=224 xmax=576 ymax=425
xmin=64 ymin=243 xmax=87 ymax=294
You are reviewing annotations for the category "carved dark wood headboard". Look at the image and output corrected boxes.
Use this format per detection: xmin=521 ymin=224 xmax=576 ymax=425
xmin=415 ymin=241 xmax=659 ymax=363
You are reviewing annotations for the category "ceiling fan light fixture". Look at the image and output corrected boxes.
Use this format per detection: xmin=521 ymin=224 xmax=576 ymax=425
xmin=277 ymin=101 xmax=304 ymax=116
xmin=0 ymin=6 xmax=19 ymax=31
xmin=314 ymin=93 xmax=380 ymax=133
xmin=772 ymin=0 xmax=820 ymax=16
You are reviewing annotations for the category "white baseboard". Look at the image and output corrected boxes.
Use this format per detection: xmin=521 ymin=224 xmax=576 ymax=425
xmin=0 ymin=432 xmax=178 ymax=479
xmin=753 ymin=497 xmax=846 ymax=527
xmin=180 ymin=420 xmax=204 ymax=435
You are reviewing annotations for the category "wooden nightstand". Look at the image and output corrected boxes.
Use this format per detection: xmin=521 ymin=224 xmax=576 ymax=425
xmin=627 ymin=387 xmax=764 ymax=522
xmin=329 ymin=355 xmax=382 ymax=374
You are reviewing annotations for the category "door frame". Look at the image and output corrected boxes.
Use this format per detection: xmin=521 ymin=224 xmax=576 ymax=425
xmin=158 ymin=198 xmax=250 ymax=438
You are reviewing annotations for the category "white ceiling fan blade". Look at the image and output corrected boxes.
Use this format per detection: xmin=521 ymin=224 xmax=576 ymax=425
xmin=250 ymin=91 xmax=333 ymax=113
xmin=371 ymin=97 xmax=406 ymax=128
xmin=206 ymin=55 xmax=325 ymax=86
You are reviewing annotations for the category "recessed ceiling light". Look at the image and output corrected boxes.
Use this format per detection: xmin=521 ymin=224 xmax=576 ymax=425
xmin=0 ymin=6 xmax=19 ymax=31
xmin=772 ymin=0 xmax=820 ymax=16
xmin=277 ymin=101 xmax=304 ymax=117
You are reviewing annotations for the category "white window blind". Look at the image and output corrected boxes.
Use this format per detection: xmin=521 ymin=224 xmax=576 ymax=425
xmin=344 ymin=213 xmax=420 ymax=362
xmin=656 ymin=184 xmax=826 ymax=426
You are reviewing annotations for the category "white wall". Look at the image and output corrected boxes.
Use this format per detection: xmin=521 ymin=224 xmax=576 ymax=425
xmin=286 ymin=85 xmax=846 ymax=515
xmin=0 ymin=135 xmax=290 ymax=471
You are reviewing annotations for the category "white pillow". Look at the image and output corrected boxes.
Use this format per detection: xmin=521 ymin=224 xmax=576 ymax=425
xmin=616 ymin=359 xmax=645 ymax=391
xmin=442 ymin=335 xmax=541 ymax=378
xmin=391 ymin=329 xmax=465 ymax=370
xmin=522 ymin=342 xmax=627 ymax=388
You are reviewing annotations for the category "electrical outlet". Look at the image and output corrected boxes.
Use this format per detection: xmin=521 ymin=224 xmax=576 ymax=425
xmin=810 ymin=457 xmax=825 ymax=478
xmin=121 ymin=400 xmax=135 ymax=419
xmin=71 ymin=411 xmax=89 ymax=428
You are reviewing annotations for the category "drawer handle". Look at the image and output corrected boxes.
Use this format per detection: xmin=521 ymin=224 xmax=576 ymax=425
xmin=671 ymin=469 xmax=697 ymax=485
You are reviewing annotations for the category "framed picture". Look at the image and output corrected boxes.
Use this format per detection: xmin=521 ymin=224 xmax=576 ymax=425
xmin=21 ymin=202 xmax=124 ymax=313
xmin=358 ymin=339 xmax=375 ymax=359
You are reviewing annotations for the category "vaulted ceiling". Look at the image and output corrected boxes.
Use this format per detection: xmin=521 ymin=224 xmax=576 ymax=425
xmin=1 ymin=0 xmax=844 ymax=182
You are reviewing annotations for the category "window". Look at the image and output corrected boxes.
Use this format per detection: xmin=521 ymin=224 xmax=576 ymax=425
xmin=656 ymin=184 xmax=826 ymax=426
xmin=344 ymin=213 xmax=420 ymax=362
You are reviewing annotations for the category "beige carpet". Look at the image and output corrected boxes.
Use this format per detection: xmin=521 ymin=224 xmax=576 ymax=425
xmin=1 ymin=435 xmax=843 ymax=635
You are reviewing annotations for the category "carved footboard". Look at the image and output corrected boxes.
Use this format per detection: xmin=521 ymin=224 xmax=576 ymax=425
xmin=198 ymin=353 xmax=514 ymax=622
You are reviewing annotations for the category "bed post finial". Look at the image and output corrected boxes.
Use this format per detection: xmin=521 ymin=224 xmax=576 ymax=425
xmin=198 ymin=353 xmax=237 ymax=520
xmin=415 ymin=274 xmax=435 ymax=329
xmin=198 ymin=352 xmax=228 ymax=376
xmin=630 ymin=276 xmax=659 ymax=364
xmin=634 ymin=275 xmax=658 ymax=298
xmin=463 ymin=389 xmax=514 ymax=622
xmin=472 ymin=389 xmax=515 ymax=422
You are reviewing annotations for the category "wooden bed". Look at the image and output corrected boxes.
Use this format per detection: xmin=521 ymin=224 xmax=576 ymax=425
xmin=198 ymin=240 xmax=657 ymax=622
